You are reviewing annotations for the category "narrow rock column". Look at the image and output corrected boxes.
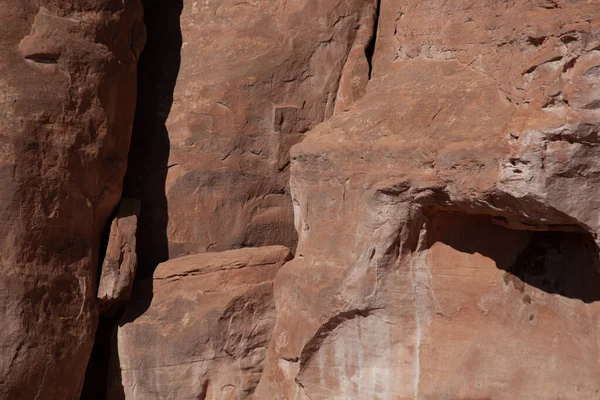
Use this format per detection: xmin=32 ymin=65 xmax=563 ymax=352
xmin=0 ymin=1 xmax=144 ymax=398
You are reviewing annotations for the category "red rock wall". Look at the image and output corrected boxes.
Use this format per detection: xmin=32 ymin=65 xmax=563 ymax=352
xmin=2 ymin=0 xmax=600 ymax=399
xmin=0 ymin=1 xmax=144 ymax=398
xmin=254 ymin=0 xmax=600 ymax=398
xmin=162 ymin=0 xmax=379 ymax=257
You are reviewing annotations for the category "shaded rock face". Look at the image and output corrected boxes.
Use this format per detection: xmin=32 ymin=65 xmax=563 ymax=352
xmin=255 ymin=1 xmax=600 ymax=399
xmin=0 ymin=1 xmax=144 ymax=399
xmin=109 ymin=246 xmax=292 ymax=399
xmin=163 ymin=0 xmax=379 ymax=257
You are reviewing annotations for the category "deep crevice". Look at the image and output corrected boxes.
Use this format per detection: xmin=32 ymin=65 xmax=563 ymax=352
xmin=80 ymin=311 xmax=125 ymax=400
xmin=365 ymin=0 xmax=381 ymax=79
xmin=80 ymin=0 xmax=183 ymax=398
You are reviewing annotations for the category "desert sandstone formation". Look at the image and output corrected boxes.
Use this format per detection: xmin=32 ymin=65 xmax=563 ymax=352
xmin=1 ymin=0 xmax=600 ymax=399
xmin=97 ymin=199 xmax=140 ymax=316
xmin=0 ymin=0 xmax=144 ymax=398
xmin=254 ymin=0 xmax=600 ymax=399
xmin=109 ymin=246 xmax=291 ymax=399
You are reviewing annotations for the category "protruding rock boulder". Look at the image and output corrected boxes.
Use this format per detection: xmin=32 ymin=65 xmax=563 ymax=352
xmin=98 ymin=199 xmax=140 ymax=316
xmin=109 ymin=246 xmax=292 ymax=399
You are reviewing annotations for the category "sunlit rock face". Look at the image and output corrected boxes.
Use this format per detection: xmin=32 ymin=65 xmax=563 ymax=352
xmin=255 ymin=1 xmax=600 ymax=399
xmin=3 ymin=0 xmax=600 ymax=399
xmin=162 ymin=0 xmax=378 ymax=257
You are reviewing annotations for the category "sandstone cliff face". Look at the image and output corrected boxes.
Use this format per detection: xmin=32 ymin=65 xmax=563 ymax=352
xmin=255 ymin=0 xmax=600 ymax=398
xmin=0 ymin=1 xmax=144 ymax=398
xmin=162 ymin=0 xmax=378 ymax=257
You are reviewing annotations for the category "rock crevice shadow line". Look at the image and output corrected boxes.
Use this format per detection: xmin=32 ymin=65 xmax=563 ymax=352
xmin=80 ymin=1 xmax=183 ymax=399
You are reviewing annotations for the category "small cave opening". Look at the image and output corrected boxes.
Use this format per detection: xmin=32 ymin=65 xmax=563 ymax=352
xmin=505 ymin=230 xmax=600 ymax=303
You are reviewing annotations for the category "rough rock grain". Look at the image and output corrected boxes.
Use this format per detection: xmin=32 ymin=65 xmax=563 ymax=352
xmin=109 ymin=246 xmax=292 ymax=399
xmin=255 ymin=1 xmax=600 ymax=399
xmin=163 ymin=0 xmax=378 ymax=257
xmin=97 ymin=198 xmax=140 ymax=316
xmin=0 ymin=1 xmax=144 ymax=398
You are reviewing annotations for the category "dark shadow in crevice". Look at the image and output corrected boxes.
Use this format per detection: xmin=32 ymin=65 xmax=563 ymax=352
xmin=124 ymin=0 xmax=183 ymax=282
xmin=426 ymin=212 xmax=600 ymax=304
xmin=80 ymin=1 xmax=183 ymax=398
xmin=505 ymin=231 xmax=600 ymax=303
xmin=80 ymin=312 xmax=124 ymax=400
xmin=365 ymin=0 xmax=380 ymax=79
xmin=118 ymin=0 xmax=183 ymax=324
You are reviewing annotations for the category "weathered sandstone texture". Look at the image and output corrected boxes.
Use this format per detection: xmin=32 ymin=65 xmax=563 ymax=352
xmin=163 ymin=0 xmax=378 ymax=257
xmin=255 ymin=1 xmax=600 ymax=399
xmin=0 ymin=1 xmax=144 ymax=399
xmin=108 ymin=246 xmax=291 ymax=399
xmin=120 ymin=0 xmax=180 ymax=276
xmin=2 ymin=0 xmax=600 ymax=398
xmin=97 ymin=198 xmax=140 ymax=316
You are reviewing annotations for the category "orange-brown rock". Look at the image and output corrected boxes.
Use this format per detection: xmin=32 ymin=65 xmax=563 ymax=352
xmin=0 ymin=1 xmax=144 ymax=398
xmin=97 ymin=199 xmax=140 ymax=316
xmin=255 ymin=1 xmax=600 ymax=399
xmin=109 ymin=246 xmax=291 ymax=399
xmin=4 ymin=0 xmax=600 ymax=398
xmin=163 ymin=0 xmax=378 ymax=257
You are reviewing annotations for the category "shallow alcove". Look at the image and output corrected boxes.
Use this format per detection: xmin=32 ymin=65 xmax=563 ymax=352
xmin=413 ymin=212 xmax=600 ymax=397
xmin=427 ymin=212 xmax=600 ymax=304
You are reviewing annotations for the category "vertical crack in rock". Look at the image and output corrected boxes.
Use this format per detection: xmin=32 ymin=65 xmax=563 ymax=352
xmin=365 ymin=0 xmax=381 ymax=79
xmin=80 ymin=1 xmax=182 ymax=398
xmin=333 ymin=0 xmax=381 ymax=112
xmin=122 ymin=0 xmax=182 ymax=280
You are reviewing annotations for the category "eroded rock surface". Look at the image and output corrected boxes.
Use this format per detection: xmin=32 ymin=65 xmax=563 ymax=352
xmin=3 ymin=0 xmax=600 ymax=398
xmin=109 ymin=246 xmax=292 ymax=399
xmin=163 ymin=0 xmax=378 ymax=257
xmin=0 ymin=1 xmax=144 ymax=399
xmin=98 ymin=198 xmax=140 ymax=316
xmin=255 ymin=1 xmax=600 ymax=399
